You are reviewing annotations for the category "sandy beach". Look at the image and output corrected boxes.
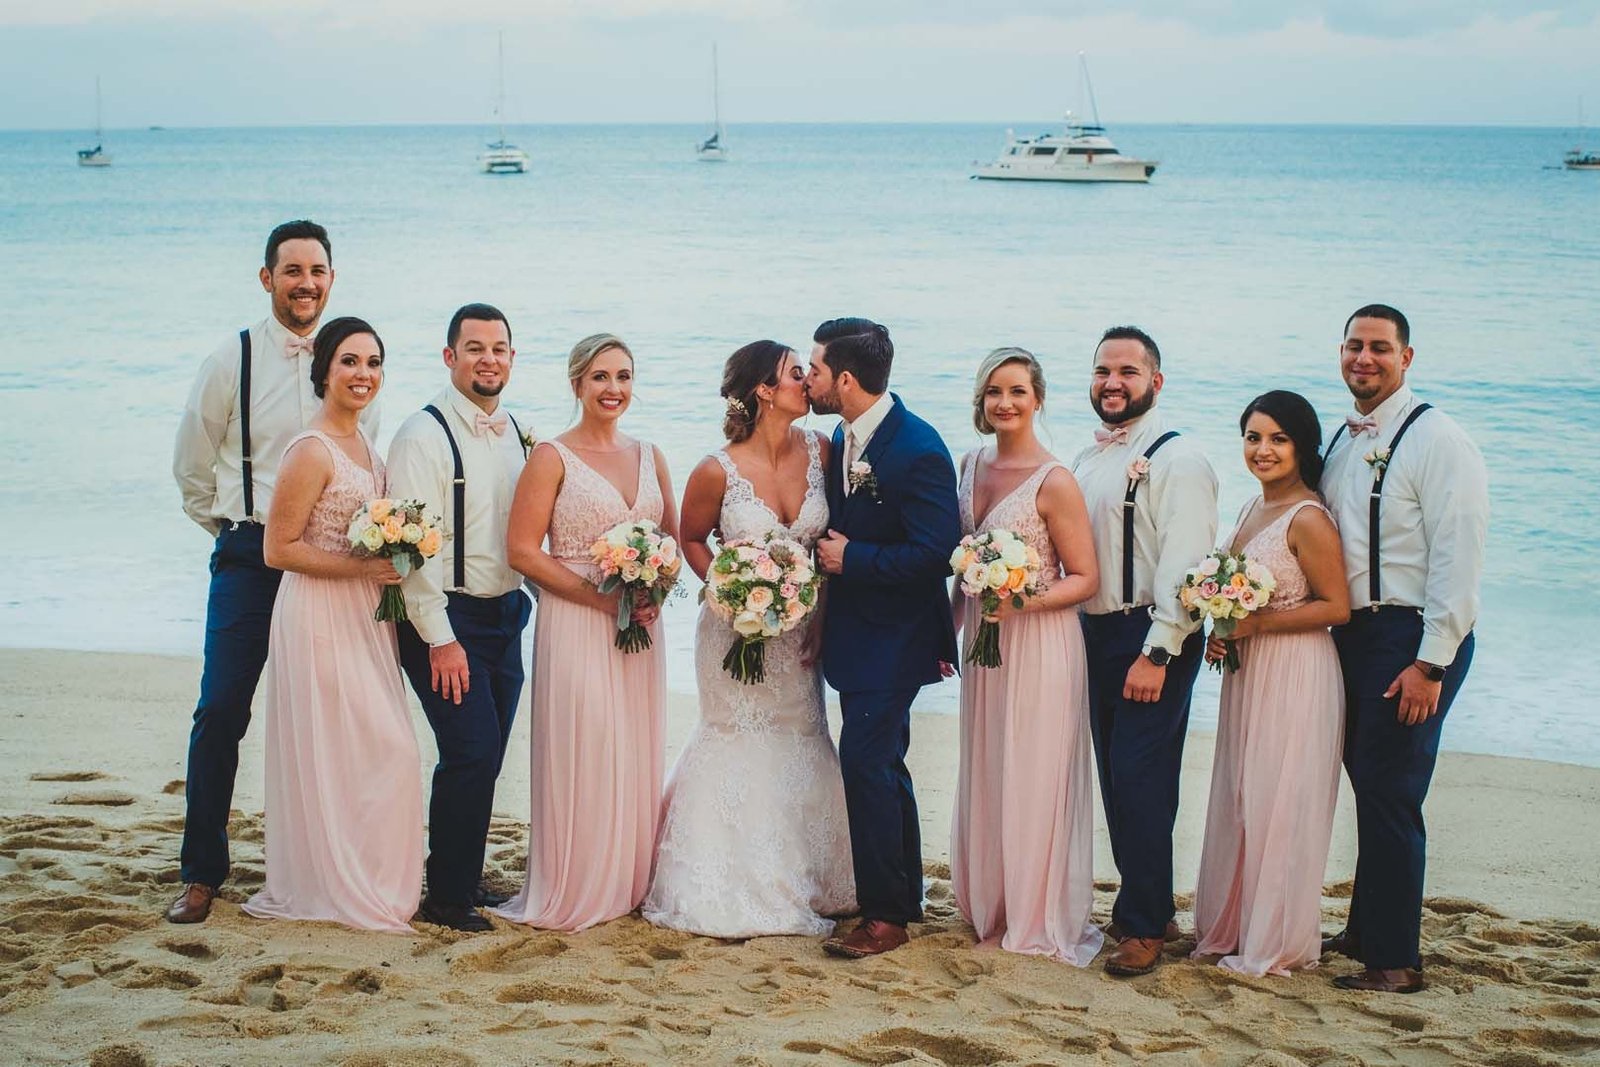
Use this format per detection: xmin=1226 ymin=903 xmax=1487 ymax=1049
xmin=1 ymin=647 xmax=1597 ymax=1067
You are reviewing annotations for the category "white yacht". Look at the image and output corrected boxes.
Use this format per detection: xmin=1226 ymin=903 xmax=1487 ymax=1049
xmin=77 ymin=77 xmax=111 ymax=168
xmin=1566 ymin=98 xmax=1599 ymax=171
xmin=478 ymin=33 xmax=528 ymax=174
xmin=973 ymin=55 xmax=1155 ymax=184
xmin=696 ymin=43 xmax=727 ymax=161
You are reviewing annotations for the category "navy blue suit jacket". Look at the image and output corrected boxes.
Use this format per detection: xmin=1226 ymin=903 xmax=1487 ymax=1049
xmin=822 ymin=395 xmax=961 ymax=694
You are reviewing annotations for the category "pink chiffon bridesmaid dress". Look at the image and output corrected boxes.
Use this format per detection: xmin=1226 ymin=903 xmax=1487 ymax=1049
xmin=242 ymin=430 xmax=424 ymax=933
xmin=949 ymin=452 xmax=1104 ymax=966
xmin=1192 ymin=498 xmax=1345 ymax=976
xmin=495 ymin=440 xmax=666 ymax=932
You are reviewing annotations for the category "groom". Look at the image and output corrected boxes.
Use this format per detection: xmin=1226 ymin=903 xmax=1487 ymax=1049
xmin=806 ymin=317 xmax=960 ymax=959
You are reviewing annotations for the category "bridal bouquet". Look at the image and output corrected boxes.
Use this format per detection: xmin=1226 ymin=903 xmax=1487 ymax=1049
xmin=703 ymin=535 xmax=821 ymax=684
xmin=950 ymin=528 xmax=1041 ymax=668
xmin=590 ymin=519 xmax=684 ymax=653
xmin=1180 ymin=550 xmax=1277 ymax=673
xmin=348 ymin=498 xmax=444 ymax=623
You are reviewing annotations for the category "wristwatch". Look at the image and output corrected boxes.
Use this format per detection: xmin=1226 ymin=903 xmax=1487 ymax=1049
xmin=1141 ymin=644 xmax=1172 ymax=668
xmin=1414 ymin=659 xmax=1446 ymax=682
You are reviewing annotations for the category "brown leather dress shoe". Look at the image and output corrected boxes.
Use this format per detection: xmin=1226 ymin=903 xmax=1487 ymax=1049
xmin=1105 ymin=920 xmax=1182 ymax=944
xmin=1321 ymin=928 xmax=1361 ymax=959
xmin=1333 ymin=968 xmax=1424 ymax=994
xmin=1104 ymin=936 xmax=1164 ymax=976
xmin=166 ymin=883 xmax=217 ymax=924
xmin=823 ymin=919 xmax=909 ymax=959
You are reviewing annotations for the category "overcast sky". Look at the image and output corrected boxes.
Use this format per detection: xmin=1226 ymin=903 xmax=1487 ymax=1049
xmin=3 ymin=1 xmax=1598 ymax=129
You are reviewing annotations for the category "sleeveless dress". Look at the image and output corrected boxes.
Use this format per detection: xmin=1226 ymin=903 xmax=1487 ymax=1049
xmin=1191 ymin=498 xmax=1346 ymax=976
xmin=242 ymin=430 xmax=424 ymax=933
xmin=642 ymin=433 xmax=857 ymax=937
xmin=949 ymin=452 xmax=1104 ymax=966
xmin=495 ymin=439 xmax=667 ymax=932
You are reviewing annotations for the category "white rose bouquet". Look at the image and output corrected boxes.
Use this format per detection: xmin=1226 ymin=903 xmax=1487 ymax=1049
xmin=703 ymin=534 xmax=822 ymax=684
xmin=1179 ymin=550 xmax=1277 ymax=673
xmin=949 ymin=528 xmax=1041 ymax=668
xmin=347 ymin=498 xmax=444 ymax=622
xmin=589 ymin=519 xmax=684 ymax=653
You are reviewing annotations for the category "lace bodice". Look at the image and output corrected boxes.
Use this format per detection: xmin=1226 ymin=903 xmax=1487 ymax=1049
xmin=959 ymin=451 xmax=1064 ymax=589
xmin=711 ymin=432 xmax=828 ymax=549
xmin=546 ymin=439 xmax=664 ymax=563
xmin=291 ymin=430 xmax=383 ymax=554
xmin=1227 ymin=498 xmax=1332 ymax=612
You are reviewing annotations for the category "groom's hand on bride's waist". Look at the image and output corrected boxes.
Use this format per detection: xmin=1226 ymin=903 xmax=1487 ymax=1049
xmin=817 ymin=529 xmax=849 ymax=575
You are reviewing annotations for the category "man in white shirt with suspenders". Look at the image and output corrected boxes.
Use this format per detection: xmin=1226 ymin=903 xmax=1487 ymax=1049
xmin=1320 ymin=304 xmax=1488 ymax=993
xmin=388 ymin=303 xmax=532 ymax=932
xmin=169 ymin=221 xmax=375 ymax=923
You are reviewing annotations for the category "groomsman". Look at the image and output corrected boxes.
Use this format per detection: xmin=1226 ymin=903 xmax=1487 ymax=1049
xmin=1072 ymin=326 xmax=1218 ymax=976
xmin=1321 ymin=305 xmax=1488 ymax=993
xmin=388 ymin=303 xmax=533 ymax=933
xmin=169 ymin=220 xmax=366 ymax=923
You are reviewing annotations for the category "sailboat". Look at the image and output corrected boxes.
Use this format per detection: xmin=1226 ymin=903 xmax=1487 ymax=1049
xmin=478 ymin=33 xmax=529 ymax=174
xmin=1566 ymin=97 xmax=1599 ymax=171
xmin=77 ymin=77 xmax=111 ymax=168
xmin=972 ymin=53 xmax=1156 ymax=183
xmin=696 ymin=44 xmax=727 ymax=161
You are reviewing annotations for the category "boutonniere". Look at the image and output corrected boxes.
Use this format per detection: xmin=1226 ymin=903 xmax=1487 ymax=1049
xmin=519 ymin=428 xmax=537 ymax=451
xmin=848 ymin=460 xmax=880 ymax=500
xmin=1126 ymin=456 xmax=1151 ymax=485
xmin=1364 ymin=447 xmax=1391 ymax=473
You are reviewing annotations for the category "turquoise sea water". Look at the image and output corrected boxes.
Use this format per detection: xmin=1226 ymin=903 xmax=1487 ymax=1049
xmin=1 ymin=122 xmax=1596 ymax=765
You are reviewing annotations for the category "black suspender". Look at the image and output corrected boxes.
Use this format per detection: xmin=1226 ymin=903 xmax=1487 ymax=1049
xmin=1122 ymin=431 xmax=1180 ymax=612
xmin=238 ymin=328 xmax=254 ymax=521
xmin=1365 ymin=403 xmax=1432 ymax=607
xmin=421 ymin=404 xmax=530 ymax=593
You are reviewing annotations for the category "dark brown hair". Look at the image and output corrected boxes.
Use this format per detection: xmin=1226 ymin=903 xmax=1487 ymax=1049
xmin=720 ymin=340 xmax=792 ymax=443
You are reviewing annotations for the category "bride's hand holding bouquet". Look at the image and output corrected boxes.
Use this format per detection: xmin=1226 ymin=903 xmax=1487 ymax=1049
xmin=704 ymin=534 xmax=822 ymax=683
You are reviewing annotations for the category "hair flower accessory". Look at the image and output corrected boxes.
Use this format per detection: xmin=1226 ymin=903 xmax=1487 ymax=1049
xmin=724 ymin=396 xmax=748 ymax=417
xmin=1364 ymin=447 xmax=1391 ymax=473
xmin=1126 ymin=456 xmax=1151 ymax=484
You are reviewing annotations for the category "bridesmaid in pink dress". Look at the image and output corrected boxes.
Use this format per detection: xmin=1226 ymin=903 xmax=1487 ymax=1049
xmin=1192 ymin=390 xmax=1350 ymax=976
xmin=244 ymin=317 xmax=424 ymax=933
xmin=948 ymin=348 xmax=1104 ymax=965
xmin=497 ymin=333 xmax=677 ymax=932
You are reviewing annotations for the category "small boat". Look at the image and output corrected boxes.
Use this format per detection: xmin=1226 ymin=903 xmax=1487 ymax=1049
xmin=77 ymin=77 xmax=111 ymax=167
xmin=973 ymin=54 xmax=1156 ymax=184
xmin=1566 ymin=97 xmax=1600 ymax=171
xmin=478 ymin=33 xmax=529 ymax=174
xmin=696 ymin=43 xmax=727 ymax=161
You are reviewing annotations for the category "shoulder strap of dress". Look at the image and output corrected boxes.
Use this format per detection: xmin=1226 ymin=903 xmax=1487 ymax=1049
xmin=711 ymin=448 xmax=738 ymax=478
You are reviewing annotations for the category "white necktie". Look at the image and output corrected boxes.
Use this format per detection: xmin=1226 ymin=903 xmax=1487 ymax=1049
xmin=843 ymin=429 xmax=858 ymax=495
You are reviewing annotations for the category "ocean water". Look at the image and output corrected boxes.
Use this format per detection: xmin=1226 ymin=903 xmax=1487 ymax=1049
xmin=2 ymin=122 xmax=1596 ymax=765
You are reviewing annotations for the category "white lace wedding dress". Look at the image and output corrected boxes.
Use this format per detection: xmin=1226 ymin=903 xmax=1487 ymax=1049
xmin=642 ymin=432 xmax=857 ymax=937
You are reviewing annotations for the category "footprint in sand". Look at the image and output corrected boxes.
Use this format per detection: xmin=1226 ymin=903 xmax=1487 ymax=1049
xmin=88 ymin=1043 xmax=156 ymax=1067
xmin=29 ymin=771 xmax=111 ymax=783
xmin=52 ymin=791 xmax=137 ymax=807
xmin=156 ymin=938 xmax=216 ymax=961
xmin=113 ymin=964 xmax=203 ymax=991
xmin=495 ymin=979 xmax=615 ymax=1005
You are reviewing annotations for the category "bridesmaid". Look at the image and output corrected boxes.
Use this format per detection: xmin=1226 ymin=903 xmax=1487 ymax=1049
xmin=243 ymin=317 xmax=423 ymax=932
xmin=947 ymin=347 xmax=1104 ymax=965
xmin=497 ymin=333 xmax=677 ymax=932
xmin=1191 ymin=390 xmax=1350 ymax=976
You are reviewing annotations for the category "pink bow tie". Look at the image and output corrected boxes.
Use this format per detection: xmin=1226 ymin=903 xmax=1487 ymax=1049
xmin=1345 ymin=414 xmax=1380 ymax=438
xmin=1094 ymin=426 xmax=1129 ymax=449
xmin=474 ymin=410 xmax=509 ymax=437
xmin=284 ymin=335 xmax=315 ymax=359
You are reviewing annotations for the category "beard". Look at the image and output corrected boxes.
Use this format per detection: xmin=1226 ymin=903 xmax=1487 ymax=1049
xmin=471 ymin=380 xmax=506 ymax=398
xmin=278 ymin=291 xmax=322 ymax=329
xmin=807 ymin=387 xmax=842 ymax=416
xmin=1092 ymin=384 xmax=1156 ymax=425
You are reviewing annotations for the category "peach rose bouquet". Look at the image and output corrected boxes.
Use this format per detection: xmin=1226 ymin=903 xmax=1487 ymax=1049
xmin=703 ymin=534 xmax=822 ymax=684
xmin=590 ymin=519 xmax=684 ymax=653
xmin=950 ymin=528 xmax=1041 ymax=668
xmin=347 ymin=498 xmax=443 ymax=622
xmin=1179 ymin=549 xmax=1276 ymax=673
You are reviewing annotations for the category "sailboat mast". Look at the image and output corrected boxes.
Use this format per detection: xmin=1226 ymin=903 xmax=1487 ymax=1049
xmin=712 ymin=43 xmax=722 ymax=136
xmin=1079 ymin=53 xmax=1102 ymax=127
xmin=496 ymin=32 xmax=507 ymax=144
xmin=94 ymin=76 xmax=103 ymax=143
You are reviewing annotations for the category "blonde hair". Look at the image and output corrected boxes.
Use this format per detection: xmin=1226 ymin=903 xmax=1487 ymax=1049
xmin=972 ymin=346 xmax=1046 ymax=434
xmin=567 ymin=333 xmax=633 ymax=393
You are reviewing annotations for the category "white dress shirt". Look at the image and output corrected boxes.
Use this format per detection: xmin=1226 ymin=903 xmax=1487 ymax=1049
xmin=386 ymin=386 xmax=530 ymax=646
xmin=842 ymin=391 xmax=894 ymax=495
xmin=1322 ymin=384 xmax=1488 ymax=667
xmin=173 ymin=315 xmax=379 ymax=534
xmin=1071 ymin=408 xmax=1220 ymax=656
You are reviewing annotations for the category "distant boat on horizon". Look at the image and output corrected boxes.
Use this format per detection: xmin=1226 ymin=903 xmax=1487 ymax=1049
xmin=972 ymin=54 xmax=1156 ymax=184
xmin=696 ymin=43 xmax=727 ymax=161
xmin=77 ymin=77 xmax=111 ymax=167
xmin=1566 ymin=97 xmax=1599 ymax=171
xmin=478 ymin=32 xmax=529 ymax=174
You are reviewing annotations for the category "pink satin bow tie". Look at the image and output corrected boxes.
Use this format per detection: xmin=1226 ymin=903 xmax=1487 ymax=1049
xmin=1345 ymin=414 xmax=1380 ymax=437
xmin=1094 ymin=426 xmax=1129 ymax=449
xmin=474 ymin=410 xmax=510 ymax=437
xmin=284 ymin=335 xmax=315 ymax=359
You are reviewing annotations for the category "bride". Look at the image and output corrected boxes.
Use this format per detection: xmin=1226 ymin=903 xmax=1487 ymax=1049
xmin=642 ymin=340 xmax=857 ymax=937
